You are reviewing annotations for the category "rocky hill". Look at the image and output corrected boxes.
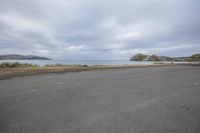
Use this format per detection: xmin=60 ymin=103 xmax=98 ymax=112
xmin=130 ymin=53 xmax=200 ymax=61
xmin=0 ymin=54 xmax=50 ymax=60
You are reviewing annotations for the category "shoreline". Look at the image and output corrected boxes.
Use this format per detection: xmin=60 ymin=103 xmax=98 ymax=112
xmin=0 ymin=64 xmax=177 ymax=80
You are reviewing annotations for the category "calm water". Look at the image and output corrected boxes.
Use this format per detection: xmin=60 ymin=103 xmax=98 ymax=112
xmin=0 ymin=60 xmax=154 ymax=66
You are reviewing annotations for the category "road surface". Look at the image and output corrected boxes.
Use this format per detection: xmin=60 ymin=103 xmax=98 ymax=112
xmin=0 ymin=66 xmax=200 ymax=133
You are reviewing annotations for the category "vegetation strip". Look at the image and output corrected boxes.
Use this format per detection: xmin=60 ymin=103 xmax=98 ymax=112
xmin=0 ymin=63 xmax=176 ymax=80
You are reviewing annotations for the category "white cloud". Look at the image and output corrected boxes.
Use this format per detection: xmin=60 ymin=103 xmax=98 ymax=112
xmin=0 ymin=0 xmax=199 ymax=59
xmin=0 ymin=14 xmax=47 ymax=32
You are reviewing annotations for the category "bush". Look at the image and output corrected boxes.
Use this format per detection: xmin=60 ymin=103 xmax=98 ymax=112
xmin=44 ymin=64 xmax=82 ymax=67
xmin=82 ymin=65 xmax=88 ymax=67
xmin=190 ymin=54 xmax=200 ymax=59
xmin=0 ymin=62 xmax=89 ymax=68
xmin=0 ymin=62 xmax=38 ymax=68
xmin=154 ymin=61 xmax=164 ymax=64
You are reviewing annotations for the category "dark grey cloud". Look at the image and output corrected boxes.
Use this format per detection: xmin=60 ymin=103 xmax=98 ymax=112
xmin=0 ymin=0 xmax=200 ymax=59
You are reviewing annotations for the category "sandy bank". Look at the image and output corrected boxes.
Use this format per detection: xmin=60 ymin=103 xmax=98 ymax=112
xmin=0 ymin=64 xmax=176 ymax=80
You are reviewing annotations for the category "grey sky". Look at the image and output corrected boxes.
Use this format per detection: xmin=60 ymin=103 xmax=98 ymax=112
xmin=0 ymin=0 xmax=199 ymax=59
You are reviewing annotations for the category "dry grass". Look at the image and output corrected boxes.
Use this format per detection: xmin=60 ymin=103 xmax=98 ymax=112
xmin=0 ymin=62 xmax=38 ymax=68
xmin=0 ymin=63 xmax=176 ymax=80
xmin=44 ymin=64 xmax=83 ymax=67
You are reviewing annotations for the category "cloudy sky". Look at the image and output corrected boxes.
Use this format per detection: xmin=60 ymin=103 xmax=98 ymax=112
xmin=0 ymin=0 xmax=199 ymax=60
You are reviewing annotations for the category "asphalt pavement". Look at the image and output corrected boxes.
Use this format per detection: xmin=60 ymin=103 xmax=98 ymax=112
xmin=0 ymin=66 xmax=200 ymax=133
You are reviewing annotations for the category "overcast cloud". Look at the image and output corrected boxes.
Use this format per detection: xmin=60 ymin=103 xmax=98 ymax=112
xmin=0 ymin=0 xmax=199 ymax=59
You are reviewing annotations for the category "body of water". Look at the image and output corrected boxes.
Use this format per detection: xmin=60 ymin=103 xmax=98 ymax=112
xmin=0 ymin=60 xmax=196 ymax=66
xmin=0 ymin=60 xmax=154 ymax=66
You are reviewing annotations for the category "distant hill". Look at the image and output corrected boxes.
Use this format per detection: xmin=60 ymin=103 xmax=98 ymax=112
xmin=130 ymin=53 xmax=200 ymax=62
xmin=0 ymin=54 xmax=50 ymax=60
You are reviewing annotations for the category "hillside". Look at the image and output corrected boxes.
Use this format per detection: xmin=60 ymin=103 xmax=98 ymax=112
xmin=0 ymin=54 xmax=50 ymax=60
xmin=130 ymin=53 xmax=200 ymax=61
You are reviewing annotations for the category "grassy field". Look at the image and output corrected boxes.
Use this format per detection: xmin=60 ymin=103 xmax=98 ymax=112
xmin=0 ymin=62 xmax=38 ymax=68
xmin=0 ymin=62 xmax=89 ymax=68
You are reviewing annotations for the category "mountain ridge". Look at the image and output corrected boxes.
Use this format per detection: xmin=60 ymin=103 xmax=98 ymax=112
xmin=0 ymin=54 xmax=50 ymax=60
xmin=130 ymin=53 xmax=200 ymax=61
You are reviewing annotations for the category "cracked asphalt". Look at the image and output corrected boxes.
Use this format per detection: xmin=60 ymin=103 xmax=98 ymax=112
xmin=0 ymin=66 xmax=200 ymax=133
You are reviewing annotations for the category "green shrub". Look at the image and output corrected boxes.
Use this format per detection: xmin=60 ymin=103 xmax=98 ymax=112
xmin=0 ymin=62 xmax=38 ymax=68
xmin=82 ymin=65 xmax=88 ymax=67
xmin=190 ymin=54 xmax=200 ymax=59
xmin=44 ymin=64 xmax=82 ymax=67
xmin=0 ymin=62 xmax=89 ymax=68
